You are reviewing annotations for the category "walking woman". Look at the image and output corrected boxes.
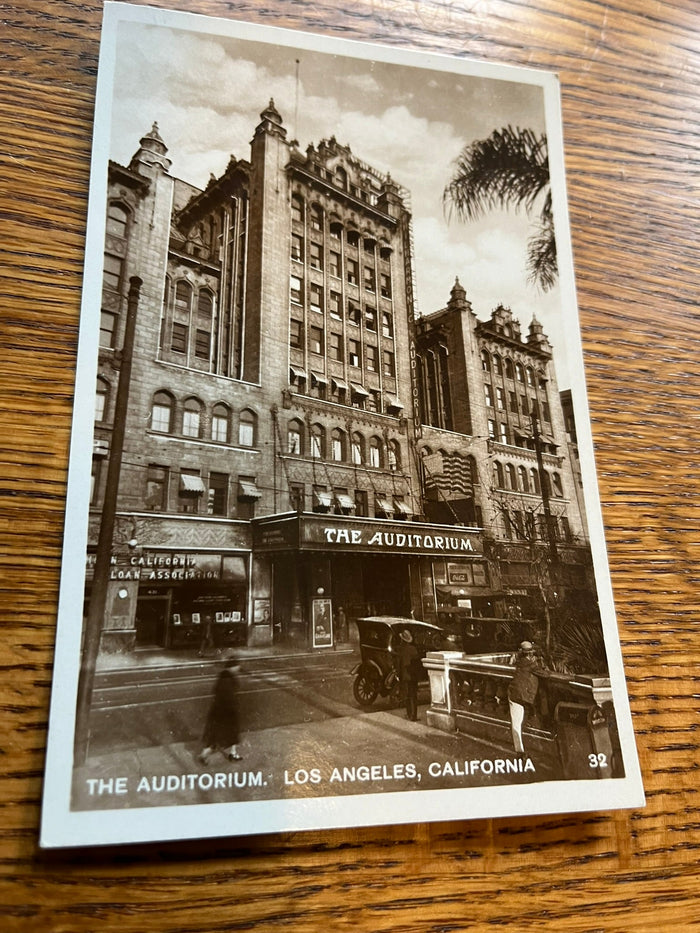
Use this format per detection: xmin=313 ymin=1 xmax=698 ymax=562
xmin=199 ymin=658 xmax=242 ymax=764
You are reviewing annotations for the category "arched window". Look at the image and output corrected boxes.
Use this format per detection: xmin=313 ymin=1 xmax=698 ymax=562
xmin=174 ymin=280 xmax=192 ymax=315
xmin=330 ymin=220 xmax=343 ymax=240
xmin=379 ymin=245 xmax=392 ymax=262
xmin=151 ymin=391 xmax=173 ymax=433
xmin=347 ymin=229 xmax=360 ymax=248
xmin=481 ymin=350 xmax=491 ymax=372
xmin=526 ymin=366 xmax=535 ymax=387
xmin=387 ymin=439 xmax=401 ymax=472
xmin=238 ymin=409 xmax=256 ymax=447
xmin=505 ymin=463 xmax=517 ymax=490
xmin=287 ymin=419 xmax=303 ymax=455
xmin=331 ymin=428 xmax=346 ymax=462
xmin=505 ymin=358 xmax=514 ymax=380
xmin=334 ymin=165 xmax=347 ymax=189
xmin=518 ymin=465 xmax=529 ymax=492
xmin=515 ymin=362 xmax=525 ymax=383
xmin=369 ymin=436 xmax=382 ymax=468
xmin=493 ymin=461 xmax=505 ymax=488
xmin=551 ymin=472 xmax=563 ymax=497
xmin=106 ymin=202 xmax=128 ymax=239
xmin=95 ymin=377 xmax=109 ymax=422
xmin=182 ymin=397 xmax=203 ymax=438
xmin=530 ymin=467 xmax=541 ymax=494
xmin=310 ymin=423 xmax=325 ymax=459
xmin=195 ymin=289 xmax=213 ymax=360
xmin=211 ymin=403 xmax=230 ymax=443
xmin=351 ymin=432 xmax=365 ymax=465
xmin=493 ymin=354 xmax=503 ymax=376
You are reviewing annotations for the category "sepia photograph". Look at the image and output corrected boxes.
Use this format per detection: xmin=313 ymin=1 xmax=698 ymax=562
xmin=40 ymin=1 xmax=643 ymax=848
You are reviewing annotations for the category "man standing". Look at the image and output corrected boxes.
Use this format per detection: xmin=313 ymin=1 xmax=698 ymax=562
xmin=507 ymin=641 xmax=540 ymax=754
xmin=396 ymin=629 xmax=421 ymax=721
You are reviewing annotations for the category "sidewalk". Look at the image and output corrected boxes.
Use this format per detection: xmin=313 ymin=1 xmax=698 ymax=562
xmin=73 ymin=703 xmax=555 ymax=813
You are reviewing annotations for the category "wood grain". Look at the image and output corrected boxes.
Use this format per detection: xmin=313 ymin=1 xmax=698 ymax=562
xmin=2 ymin=0 xmax=699 ymax=929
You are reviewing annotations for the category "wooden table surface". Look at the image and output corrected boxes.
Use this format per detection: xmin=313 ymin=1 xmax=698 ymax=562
xmin=2 ymin=0 xmax=699 ymax=929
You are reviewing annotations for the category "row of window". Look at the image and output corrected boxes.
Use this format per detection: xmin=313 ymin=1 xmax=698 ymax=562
xmin=149 ymin=392 xmax=258 ymax=446
xmin=500 ymin=509 xmax=572 ymax=543
xmin=285 ymin=419 xmax=402 ymax=470
xmin=289 ymin=483 xmax=411 ymax=520
xmin=493 ymin=461 xmax=564 ymax=497
xmin=290 ymin=279 xmax=394 ymax=335
xmin=290 ymin=320 xmax=396 ymax=375
xmin=291 ymin=196 xmax=392 ymax=260
xmin=291 ymin=243 xmax=392 ymax=297
xmin=487 ymin=419 xmax=557 ymax=453
xmin=481 ymin=350 xmax=546 ymax=389
xmin=484 ymin=384 xmax=551 ymax=422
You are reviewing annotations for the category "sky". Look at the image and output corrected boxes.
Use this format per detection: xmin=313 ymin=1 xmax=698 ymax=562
xmin=108 ymin=18 xmax=570 ymax=385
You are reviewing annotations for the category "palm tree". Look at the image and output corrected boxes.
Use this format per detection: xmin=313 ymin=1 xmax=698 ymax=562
xmin=444 ymin=126 xmax=557 ymax=291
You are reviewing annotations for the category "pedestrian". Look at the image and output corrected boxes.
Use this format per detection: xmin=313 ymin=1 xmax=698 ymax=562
xmin=396 ymin=628 xmax=421 ymax=721
xmin=507 ymin=641 xmax=540 ymax=755
xmin=199 ymin=658 xmax=242 ymax=764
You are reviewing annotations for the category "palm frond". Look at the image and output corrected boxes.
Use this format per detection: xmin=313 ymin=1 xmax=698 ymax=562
xmin=444 ymin=126 xmax=551 ymax=222
xmin=527 ymin=216 xmax=558 ymax=291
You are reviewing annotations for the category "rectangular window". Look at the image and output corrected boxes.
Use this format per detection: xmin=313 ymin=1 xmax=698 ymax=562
xmin=496 ymin=386 xmax=505 ymax=410
xmin=509 ymin=391 xmax=518 ymax=414
xmin=207 ymin=472 xmax=228 ymax=516
xmin=381 ymin=312 xmax=393 ymax=338
xmin=237 ymin=475 xmax=258 ymax=520
xmin=290 ymin=319 xmax=303 ymax=349
xmin=347 ymin=259 xmax=358 ymax=285
xmin=309 ymin=324 xmax=324 ymax=355
xmin=347 ymin=302 xmax=360 ymax=326
xmin=542 ymin=400 xmax=551 ymax=423
xmin=329 ymin=251 xmax=341 ymax=278
xmin=364 ymin=307 xmax=377 ymax=331
xmin=103 ymin=253 xmax=122 ymax=290
xmin=171 ymin=322 xmax=188 ymax=354
xmin=484 ymin=384 xmax=494 ymax=407
xmin=329 ymin=291 xmax=341 ymax=318
xmin=330 ymin=332 xmax=342 ymax=361
xmin=521 ymin=394 xmax=529 ymax=414
xmin=91 ymin=458 xmax=102 ymax=505
xmin=354 ymin=489 xmax=368 ymax=517
xmin=499 ymin=423 xmax=508 ymax=444
xmin=145 ymin=465 xmax=168 ymax=511
xmin=290 ymin=274 xmax=303 ymax=305
xmin=289 ymin=482 xmax=305 ymax=511
xmin=488 ymin=419 xmax=496 ymax=440
xmin=366 ymin=345 xmax=378 ymax=372
xmin=348 ymin=339 xmax=360 ymax=367
xmin=178 ymin=469 xmax=201 ymax=514
xmin=309 ymin=241 xmax=323 ymax=270
xmin=291 ymin=233 xmax=304 ymax=262
xmin=99 ymin=311 xmax=116 ymax=349
xmin=194 ymin=329 xmax=210 ymax=360
xmin=310 ymin=282 xmax=323 ymax=313
xmin=363 ymin=266 xmax=376 ymax=292
xmin=382 ymin=350 xmax=395 ymax=377
xmin=366 ymin=390 xmax=381 ymax=413
xmin=380 ymin=272 xmax=392 ymax=299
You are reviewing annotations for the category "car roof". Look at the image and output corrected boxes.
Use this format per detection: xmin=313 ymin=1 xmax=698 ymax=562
xmin=357 ymin=616 xmax=442 ymax=631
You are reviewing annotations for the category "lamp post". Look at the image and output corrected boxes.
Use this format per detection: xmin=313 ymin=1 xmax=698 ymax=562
xmin=74 ymin=276 xmax=142 ymax=765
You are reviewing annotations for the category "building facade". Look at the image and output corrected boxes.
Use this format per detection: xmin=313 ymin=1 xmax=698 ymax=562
xmin=91 ymin=105 xmax=486 ymax=656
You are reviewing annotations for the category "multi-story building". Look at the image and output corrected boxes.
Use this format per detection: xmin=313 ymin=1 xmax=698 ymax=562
xmin=414 ymin=280 xmax=597 ymax=643
xmin=90 ymin=104 xmax=484 ymax=656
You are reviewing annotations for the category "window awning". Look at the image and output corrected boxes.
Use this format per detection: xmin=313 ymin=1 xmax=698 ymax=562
xmin=238 ymin=480 xmax=262 ymax=501
xmin=332 ymin=377 xmax=348 ymax=393
xmin=313 ymin=489 xmax=333 ymax=510
xmin=350 ymin=382 xmax=369 ymax=398
xmin=386 ymin=396 xmax=404 ymax=412
xmin=375 ymin=496 xmax=393 ymax=515
xmin=289 ymin=365 xmax=307 ymax=383
xmin=334 ymin=493 xmax=355 ymax=512
xmin=311 ymin=371 xmax=328 ymax=387
xmin=393 ymin=499 xmax=412 ymax=516
xmin=180 ymin=473 xmax=205 ymax=495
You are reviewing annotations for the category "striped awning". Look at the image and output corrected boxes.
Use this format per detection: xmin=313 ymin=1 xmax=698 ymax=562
xmin=393 ymin=499 xmax=412 ymax=516
xmin=238 ymin=480 xmax=261 ymax=501
xmin=332 ymin=377 xmax=348 ymax=393
xmin=311 ymin=371 xmax=328 ymax=387
xmin=334 ymin=493 xmax=355 ymax=512
xmin=375 ymin=496 xmax=393 ymax=515
xmin=350 ymin=382 xmax=369 ymax=398
xmin=289 ymin=365 xmax=307 ymax=383
xmin=313 ymin=489 xmax=333 ymax=511
xmin=385 ymin=396 xmax=404 ymax=412
xmin=179 ymin=473 xmax=205 ymax=495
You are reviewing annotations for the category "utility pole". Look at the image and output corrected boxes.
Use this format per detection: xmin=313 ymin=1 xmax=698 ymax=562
xmin=74 ymin=276 xmax=142 ymax=765
xmin=531 ymin=410 xmax=559 ymax=567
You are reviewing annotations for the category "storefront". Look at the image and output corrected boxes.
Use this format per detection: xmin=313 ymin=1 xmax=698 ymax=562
xmin=86 ymin=547 xmax=251 ymax=653
xmin=252 ymin=513 xmax=490 ymax=649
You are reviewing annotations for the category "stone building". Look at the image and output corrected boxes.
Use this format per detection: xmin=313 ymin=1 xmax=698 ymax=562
xmin=414 ymin=280 xmax=597 ymax=644
xmin=90 ymin=104 xmax=483 ymax=655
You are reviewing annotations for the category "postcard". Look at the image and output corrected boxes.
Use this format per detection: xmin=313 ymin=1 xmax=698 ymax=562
xmin=40 ymin=1 xmax=644 ymax=847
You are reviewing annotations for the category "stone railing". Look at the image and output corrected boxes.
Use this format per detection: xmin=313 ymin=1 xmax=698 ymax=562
xmin=423 ymin=651 xmax=623 ymax=779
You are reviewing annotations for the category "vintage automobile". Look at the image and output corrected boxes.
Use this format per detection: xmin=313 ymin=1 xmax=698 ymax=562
xmin=351 ymin=616 xmax=446 ymax=708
